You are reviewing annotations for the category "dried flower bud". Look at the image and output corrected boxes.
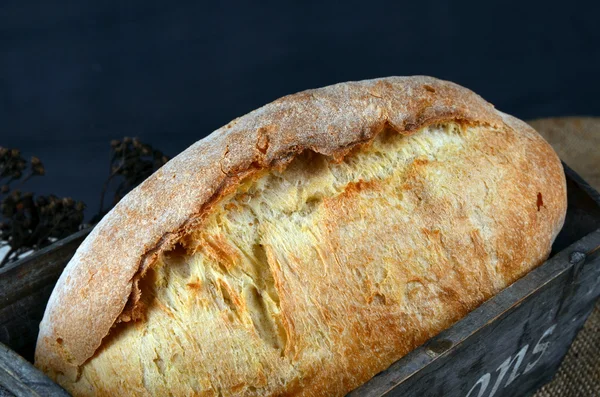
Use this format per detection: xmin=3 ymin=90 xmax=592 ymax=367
xmin=96 ymin=137 xmax=170 ymax=222
xmin=0 ymin=147 xmax=89 ymax=266
xmin=32 ymin=165 xmax=45 ymax=176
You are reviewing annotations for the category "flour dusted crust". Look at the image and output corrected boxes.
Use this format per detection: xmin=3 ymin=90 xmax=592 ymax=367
xmin=35 ymin=76 xmax=567 ymax=396
xmin=528 ymin=117 xmax=600 ymax=189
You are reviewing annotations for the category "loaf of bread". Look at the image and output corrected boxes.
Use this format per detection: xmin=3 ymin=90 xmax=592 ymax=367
xmin=35 ymin=76 xmax=567 ymax=396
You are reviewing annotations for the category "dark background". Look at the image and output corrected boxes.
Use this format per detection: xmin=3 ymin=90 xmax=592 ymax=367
xmin=1 ymin=0 xmax=599 ymax=220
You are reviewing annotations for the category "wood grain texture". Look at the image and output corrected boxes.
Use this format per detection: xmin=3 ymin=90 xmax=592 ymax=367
xmin=0 ymin=342 xmax=69 ymax=397
xmin=0 ymin=229 xmax=90 ymax=360
xmin=0 ymin=383 xmax=14 ymax=397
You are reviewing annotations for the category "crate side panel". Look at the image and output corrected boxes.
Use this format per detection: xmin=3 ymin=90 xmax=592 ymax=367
xmin=0 ymin=229 xmax=89 ymax=357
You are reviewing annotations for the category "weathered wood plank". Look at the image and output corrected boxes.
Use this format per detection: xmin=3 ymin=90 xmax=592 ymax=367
xmin=0 ymin=383 xmax=14 ymax=397
xmin=0 ymin=228 xmax=90 ymax=360
xmin=0 ymin=342 xmax=69 ymax=396
xmin=552 ymin=164 xmax=600 ymax=254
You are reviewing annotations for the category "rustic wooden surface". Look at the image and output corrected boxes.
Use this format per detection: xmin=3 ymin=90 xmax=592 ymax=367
xmin=551 ymin=166 xmax=600 ymax=255
xmin=0 ymin=228 xmax=90 ymax=361
xmin=0 ymin=342 xmax=69 ymax=396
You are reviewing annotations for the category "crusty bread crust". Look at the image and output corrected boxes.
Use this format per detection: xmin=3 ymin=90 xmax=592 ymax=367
xmin=34 ymin=76 xmax=566 ymax=394
xmin=528 ymin=117 xmax=600 ymax=189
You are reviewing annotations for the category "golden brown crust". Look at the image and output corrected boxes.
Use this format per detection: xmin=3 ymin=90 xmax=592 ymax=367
xmin=34 ymin=76 xmax=565 ymax=394
xmin=528 ymin=117 xmax=600 ymax=189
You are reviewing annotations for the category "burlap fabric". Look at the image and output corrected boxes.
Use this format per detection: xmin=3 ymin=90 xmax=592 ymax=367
xmin=530 ymin=117 xmax=600 ymax=397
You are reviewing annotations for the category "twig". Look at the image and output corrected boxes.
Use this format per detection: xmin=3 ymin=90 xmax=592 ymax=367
xmin=98 ymin=172 xmax=118 ymax=216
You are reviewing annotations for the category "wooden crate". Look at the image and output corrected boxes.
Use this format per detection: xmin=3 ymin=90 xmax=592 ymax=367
xmin=1 ymin=165 xmax=599 ymax=397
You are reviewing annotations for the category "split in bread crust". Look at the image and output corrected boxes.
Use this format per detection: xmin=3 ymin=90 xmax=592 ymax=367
xmin=34 ymin=77 xmax=567 ymax=396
